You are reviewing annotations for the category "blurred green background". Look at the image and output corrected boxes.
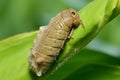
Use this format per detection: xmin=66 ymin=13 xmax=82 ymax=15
xmin=0 ymin=0 xmax=91 ymax=40
xmin=0 ymin=0 xmax=120 ymax=54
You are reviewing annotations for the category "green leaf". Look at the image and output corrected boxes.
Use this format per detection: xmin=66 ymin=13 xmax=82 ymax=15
xmin=41 ymin=49 xmax=120 ymax=80
xmin=59 ymin=0 xmax=120 ymax=61
xmin=0 ymin=0 xmax=120 ymax=80
xmin=0 ymin=31 xmax=38 ymax=80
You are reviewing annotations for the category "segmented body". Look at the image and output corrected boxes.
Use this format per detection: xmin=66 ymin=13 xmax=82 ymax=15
xmin=28 ymin=8 xmax=82 ymax=76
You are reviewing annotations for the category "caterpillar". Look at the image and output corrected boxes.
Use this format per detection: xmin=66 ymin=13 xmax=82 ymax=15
xmin=28 ymin=8 xmax=83 ymax=76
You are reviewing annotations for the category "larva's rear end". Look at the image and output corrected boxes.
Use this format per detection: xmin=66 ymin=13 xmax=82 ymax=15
xmin=28 ymin=8 xmax=81 ymax=76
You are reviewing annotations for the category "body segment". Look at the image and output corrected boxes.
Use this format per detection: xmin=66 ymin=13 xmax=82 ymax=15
xmin=28 ymin=8 xmax=82 ymax=76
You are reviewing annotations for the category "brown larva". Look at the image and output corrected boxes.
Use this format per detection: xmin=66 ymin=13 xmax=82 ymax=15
xmin=28 ymin=8 xmax=83 ymax=76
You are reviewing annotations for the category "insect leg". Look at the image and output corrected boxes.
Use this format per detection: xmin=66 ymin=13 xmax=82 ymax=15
xmin=67 ymin=28 xmax=74 ymax=39
xmin=80 ymin=20 xmax=85 ymax=29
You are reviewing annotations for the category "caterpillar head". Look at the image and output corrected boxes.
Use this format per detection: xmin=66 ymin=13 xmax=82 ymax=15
xmin=60 ymin=8 xmax=82 ymax=28
xmin=69 ymin=8 xmax=80 ymax=27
